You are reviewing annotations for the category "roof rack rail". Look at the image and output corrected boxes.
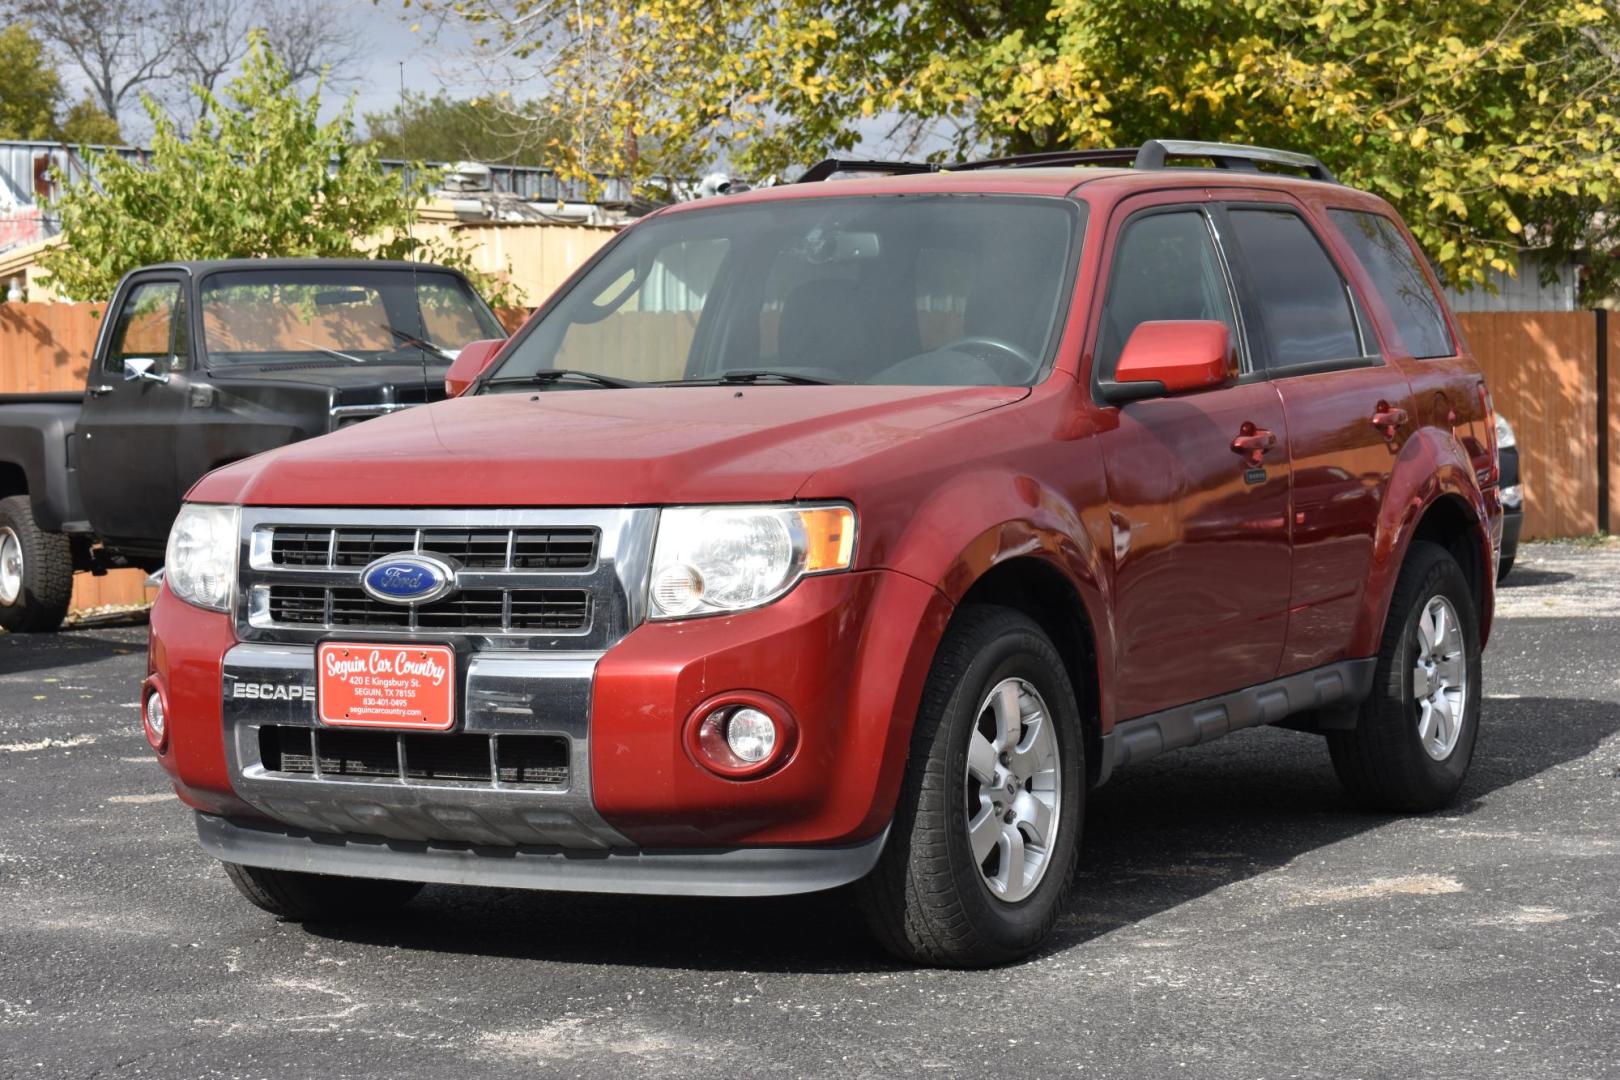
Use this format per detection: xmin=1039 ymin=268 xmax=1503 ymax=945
xmin=954 ymin=148 xmax=1140 ymax=171
xmin=797 ymin=140 xmax=1338 ymax=185
xmin=796 ymin=158 xmax=940 ymax=183
xmin=1131 ymin=139 xmax=1338 ymax=182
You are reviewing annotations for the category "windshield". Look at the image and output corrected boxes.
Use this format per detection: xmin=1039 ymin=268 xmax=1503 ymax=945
xmin=487 ymin=195 xmax=1080 ymax=389
xmin=198 ymin=267 xmax=503 ymax=366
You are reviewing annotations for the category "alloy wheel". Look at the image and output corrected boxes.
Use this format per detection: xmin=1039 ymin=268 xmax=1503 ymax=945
xmin=963 ymin=677 xmax=1062 ymax=903
xmin=1413 ymin=594 xmax=1467 ymax=761
xmin=0 ymin=527 xmax=22 ymax=606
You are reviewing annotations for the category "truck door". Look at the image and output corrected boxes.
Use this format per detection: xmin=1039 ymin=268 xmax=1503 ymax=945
xmin=78 ymin=275 xmax=192 ymax=558
xmin=1089 ymin=198 xmax=1294 ymax=719
xmin=1212 ymin=197 xmax=1419 ymax=676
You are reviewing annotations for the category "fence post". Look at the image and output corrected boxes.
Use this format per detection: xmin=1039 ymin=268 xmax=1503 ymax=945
xmin=1600 ymin=309 xmax=1611 ymax=534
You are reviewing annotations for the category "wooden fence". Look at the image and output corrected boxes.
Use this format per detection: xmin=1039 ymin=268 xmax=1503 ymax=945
xmin=1453 ymin=312 xmax=1614 ymax=538
xmin=1 ymin=301 xmax=1616 ymax=614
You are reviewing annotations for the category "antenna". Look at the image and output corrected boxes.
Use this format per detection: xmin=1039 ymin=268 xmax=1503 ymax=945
xmin=399 ymin=60 xmax=430 ymax=400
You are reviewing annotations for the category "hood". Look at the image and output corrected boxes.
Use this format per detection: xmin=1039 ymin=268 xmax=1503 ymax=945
xmin=191 ymin=384 xmax=1027 ymax=507
xmin=206 ymin=361 xmax=447 ymax=394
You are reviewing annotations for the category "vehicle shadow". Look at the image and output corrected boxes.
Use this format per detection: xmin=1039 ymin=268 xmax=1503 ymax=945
xmin=0 ymin=629 xmax=146 ymax=676
xmin=302 ymin=694 xmax=1620 ymax=973
xmin=1498 ymin=569 xmax=1575 ymax=588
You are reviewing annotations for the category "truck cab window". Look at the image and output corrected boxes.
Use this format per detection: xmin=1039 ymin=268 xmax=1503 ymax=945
xmin=106 ymin=281 xmax=184 ymax=374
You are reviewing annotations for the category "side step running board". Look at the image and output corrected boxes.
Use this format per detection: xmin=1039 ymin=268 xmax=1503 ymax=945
xmin=1096 ymin=658 xmax=1377 ymax=785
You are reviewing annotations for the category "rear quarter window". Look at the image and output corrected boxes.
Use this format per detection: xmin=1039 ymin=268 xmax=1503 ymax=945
xmin=1329 ymin=210 xmax=1455 ymax=359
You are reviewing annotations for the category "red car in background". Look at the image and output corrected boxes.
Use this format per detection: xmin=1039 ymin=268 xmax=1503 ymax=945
xmin=145 ymin=140 xmax=1502 ymax=967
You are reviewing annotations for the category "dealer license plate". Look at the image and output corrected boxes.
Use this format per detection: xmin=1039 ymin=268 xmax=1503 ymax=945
xmin=316 ymin=642 xmax=456 ymax=731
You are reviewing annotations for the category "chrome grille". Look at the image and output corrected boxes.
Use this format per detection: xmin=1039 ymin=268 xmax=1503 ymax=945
xmin=258 ymin=725 xmax=570 ymax=788
xmin=237 ymin=508 xmax=657 ymax=651
xmin=268 ymin=525 xmax=599 ymax=570
xmin=265 ymin=585 xmax=591 ymax=632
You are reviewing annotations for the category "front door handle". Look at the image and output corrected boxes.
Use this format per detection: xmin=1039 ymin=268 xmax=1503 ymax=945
xmin=1371 ymin=403 xmax=1408 ymax=441
xmin=87 ymin=384 xmax=114 ymax=397
xmin=1230 ymin=422 xmax=1277 ymax=466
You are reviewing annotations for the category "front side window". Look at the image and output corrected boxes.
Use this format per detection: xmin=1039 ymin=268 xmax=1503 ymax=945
xmin=1224 ymin=209 xmax=1363 ymax=369
xmin=106 ymin=281 xmax=185 ymax=374
xmin=198 ymin=268 xmax=503 ymax=367
xmin=1095 ymin=210 xmax=1241 ymax=379
xmin=490 ymin=195 xmax=1081 ymax=389
xmin=1329 ymin=209 xmax=1454 ymax=359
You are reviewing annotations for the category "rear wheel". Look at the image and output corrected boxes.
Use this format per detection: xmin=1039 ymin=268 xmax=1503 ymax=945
xmin=1328 ymin=541 xmax=1481 ymax=811
xmin=221 ymin=862 xmax=423 ymax=920
xmin=859 ymin=605 xmax=1084 ymax=967
xmin=0 ymin=495 xmax=72 ymax=633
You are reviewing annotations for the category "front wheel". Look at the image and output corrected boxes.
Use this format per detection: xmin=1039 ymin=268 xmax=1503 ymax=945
xmin=859 ymin=605 xmax=1085 ymax=967
xmin=1328 ymin=541 xmax=1482 ymax=811
xmin=0 ymin=494 xmax=72 ymax=633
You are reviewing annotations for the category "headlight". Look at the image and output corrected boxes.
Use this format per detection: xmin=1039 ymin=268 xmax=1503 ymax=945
xmin=1495 ymin=414 xmax=1516 ymax=450
xmin=165 ymin=504 xmax=239 ymax=611
xmin=649 ymin=504 xmax=855 ymax=619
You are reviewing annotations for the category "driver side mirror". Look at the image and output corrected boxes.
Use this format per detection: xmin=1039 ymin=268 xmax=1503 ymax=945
xmin=445 ymin=338 xmax=506 ymax=397
xmin=1097 ymin=321 xmax=1233 ymax=405
xmin=123 ymin=356 xmax=172 ymax=385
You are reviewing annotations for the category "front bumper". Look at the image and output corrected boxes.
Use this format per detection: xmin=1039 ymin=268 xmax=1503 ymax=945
xmin=1501 ymin=506 xmax=1523 ymax=562
xmin=150 ymin=564 xmax=951 ymax=890
xmin=195 ymin=812 xmax=889 ymax=897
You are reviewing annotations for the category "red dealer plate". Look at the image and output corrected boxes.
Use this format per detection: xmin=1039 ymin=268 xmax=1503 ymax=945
xmin=317 ymin=642 xmax=457 ymax=731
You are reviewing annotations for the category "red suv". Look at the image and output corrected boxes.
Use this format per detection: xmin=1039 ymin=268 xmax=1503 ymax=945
xmin=146 ymin=140 xmax=1502 ymax=967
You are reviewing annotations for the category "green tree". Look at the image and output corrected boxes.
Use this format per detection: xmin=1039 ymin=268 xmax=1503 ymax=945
xmin=39 ymin=35 xmax=511 ymax=304
xmin=365 ymin=91 xmax=569 ymax=163
xmin=417 ymin=0 xmax=1620 ymax=299
xmin=58 ymin=97 xmax=122 ymax=144
xmin=0 ymin=22 xmax=64 ymax=140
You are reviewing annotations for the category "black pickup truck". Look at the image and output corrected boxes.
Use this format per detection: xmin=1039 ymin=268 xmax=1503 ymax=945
xmin=0 ymin=259 xmax=505 ymax=631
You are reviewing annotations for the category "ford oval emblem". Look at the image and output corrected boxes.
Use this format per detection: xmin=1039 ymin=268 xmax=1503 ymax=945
xmin=359 ymin=553 xmax=458 ymax=606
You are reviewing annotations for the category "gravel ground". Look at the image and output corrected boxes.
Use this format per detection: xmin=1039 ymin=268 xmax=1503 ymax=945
xmin=2 ymin=541 xmax=1617 ymax=1079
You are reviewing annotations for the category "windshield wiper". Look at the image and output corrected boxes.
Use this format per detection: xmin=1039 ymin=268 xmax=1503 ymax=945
xmin=487 ymin=369 xmax=642 ymax=390
xmin=382 ymin=326 xmax=453 ymax=361
xmin=711 ymin=370 xmax=840 ymax=386
xmin=295 ymin=339 xmax=369 ymax=364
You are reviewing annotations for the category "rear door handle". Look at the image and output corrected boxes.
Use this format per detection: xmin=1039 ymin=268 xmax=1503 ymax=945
xmin=1371 ymin=403 xmax=1408 ymax=440
xmin=1230 ymin=423 xmax=1277 ymax=466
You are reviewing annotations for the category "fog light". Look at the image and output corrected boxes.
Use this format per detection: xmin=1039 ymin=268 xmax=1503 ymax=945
xmin=1501 ymin=484 xmax=1523 ymax=510
xmin=143 ymin=689 xmax=167 ymax=750
xmin=724 ymin=707 xmax=776 ymax=763
xmin=687 ymin=696 xmax=796 ymax=778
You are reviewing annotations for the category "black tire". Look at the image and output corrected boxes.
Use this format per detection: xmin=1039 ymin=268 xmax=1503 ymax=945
xmin=1495 ymin=553 xmax=1515 ymax=583
xmin=858 ymin=605 xmax=1085 ymax=968
xmin=1328 ymin=541 xmax=1482 ymax=812
xmin=0 ymin=494 xmax=72 ymax=633
xmin=221 ymin=861 xmax=423 ymax=920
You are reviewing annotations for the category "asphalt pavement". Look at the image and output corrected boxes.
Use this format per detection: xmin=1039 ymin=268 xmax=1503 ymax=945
xmin=2 ymin=541 xmax=1617 ymax=1079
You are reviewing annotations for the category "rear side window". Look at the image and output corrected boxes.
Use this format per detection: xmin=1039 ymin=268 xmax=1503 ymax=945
xmin=1095 ymin=211 xmax=1241 ymax=379
xmin=1330 ymin=210 xmax=1454 ymax=359
xmin=1225 ymin=209 xmax=1362 ymax=369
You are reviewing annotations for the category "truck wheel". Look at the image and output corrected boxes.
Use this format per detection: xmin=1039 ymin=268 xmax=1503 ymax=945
xmin=1328 ymin=541 xmax=1482 ymax=812
xmin=221 ymin=862 xmax=423 ymax=920
xmin=859 ymin=605 xmax=1084 ymax=968
xmin=0 ymin=494 xmax=73 ymax=633
xmin=1495 ymin=553 xmax=1514 ymax=583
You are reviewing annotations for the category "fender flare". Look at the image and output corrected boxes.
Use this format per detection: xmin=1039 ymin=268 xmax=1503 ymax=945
xmin=0 ymin=403 xmax=83 ymax=532
xmin=1356 ymin=426 xmax=1495 ymax=654
xmin=876 ymin=465 xmax=1117 ymax=726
